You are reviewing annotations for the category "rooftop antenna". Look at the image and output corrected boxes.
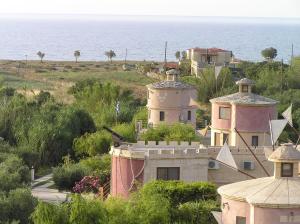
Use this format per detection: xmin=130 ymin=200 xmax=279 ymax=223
xmin=164 ymin=41 xmax=168 ymax=72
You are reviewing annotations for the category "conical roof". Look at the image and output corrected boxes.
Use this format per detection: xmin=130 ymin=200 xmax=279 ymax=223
xmin=218 ymin=143 xmax=300 ymax=208
xmin=235 ymin=78 xmax=255 ymax=86
xmin=268 ymin=143 xmax=300 ymax=163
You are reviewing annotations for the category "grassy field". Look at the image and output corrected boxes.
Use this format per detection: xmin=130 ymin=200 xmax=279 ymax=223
xmin=0 ymin=60 xmax=155 ymax=103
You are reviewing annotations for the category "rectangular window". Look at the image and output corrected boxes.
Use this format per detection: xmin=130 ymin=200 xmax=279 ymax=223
xmin=215 ymin=133 xmax=221 ymax=146
xmin=281 ymin=163 xmax=293 ymax=177
xmin=223 ymin=133 xmax=229 ymax=144
xmin=159 ymin=111 xmax=165 ymax=121
xmin=157 ymin=167 xmax=180 ymax=180
xmin=242 ymin=85 xmax=248 ymax=93
xmin=219 ymin=107 xmax=230 ymax=120
xmin=236 ymin=216 xmax=246 ymax=224
xmin=251 ymin=136 xmax=259 ymax=147
xmin=187 ymin=111 xmax=191 ymax=121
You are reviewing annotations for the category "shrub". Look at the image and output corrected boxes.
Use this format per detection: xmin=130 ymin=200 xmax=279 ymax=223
xmin=69 ymin=194 xmax=108 ymax=224
xmin=141 ymin=181 xmax=217 ymax=207
xmin=73 ymin=176 xmax=101 ymax=194
xmin=140 ymin=123 xmax=198 ymax=142
xmin=79 ymin=154 xmax=111 ymax=184
xmin=0 ymin=155 xmax=30 ymax=192
xmin=31 ymin=201 xmax=69 ymax=224
xmin=175 ymin=200 xmax=219 ymax=224
xmin=112 ymin=123 xmax=136 ymax=142
xmin=53 ymin=164 xmax=88 ymax=191
xmin=0 ymin=188 xmax=37 ymax=224
xmin=73 ymin=130 xmax=112 ymax=157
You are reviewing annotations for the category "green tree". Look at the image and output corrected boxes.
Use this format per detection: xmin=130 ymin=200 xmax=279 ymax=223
xmin=74 ymin=50 xmax=81 ymax=63
xmin=261 ymin=47 xmax=277 ymax=61
xmin=37 ymin=51 xmax=45 ymax=63
xmin=104 ymin=50 xmax=116 ymax=62
xmin=74 ymin=130 xmax=112 ymax=157
xmin=181 ymin=51 xmax=187 ymax=60
xmin=175 ymin=51 xmax=181 ymax=61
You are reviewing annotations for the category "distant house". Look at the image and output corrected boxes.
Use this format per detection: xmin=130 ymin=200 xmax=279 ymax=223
xmin=186 ymin=47 xmax=233 ymax=76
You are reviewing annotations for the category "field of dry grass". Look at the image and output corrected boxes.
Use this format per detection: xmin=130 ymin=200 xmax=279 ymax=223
xmin=0 ymin=60 xmax=155 ymax=103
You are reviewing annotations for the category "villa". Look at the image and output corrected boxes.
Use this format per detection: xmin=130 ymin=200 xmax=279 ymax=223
xmin=186 ymin=47 xmax=233 ymax=76
xmin=110 ymin=75 xmax=277 ymax=198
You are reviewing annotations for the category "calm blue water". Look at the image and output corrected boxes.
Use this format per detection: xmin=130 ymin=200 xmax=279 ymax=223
xmin=0 ymin=16 xmax=299 ymax=62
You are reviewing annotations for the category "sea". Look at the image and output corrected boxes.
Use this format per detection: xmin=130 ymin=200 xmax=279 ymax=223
xmin=0 ymin=15 xmax=299 ymax=62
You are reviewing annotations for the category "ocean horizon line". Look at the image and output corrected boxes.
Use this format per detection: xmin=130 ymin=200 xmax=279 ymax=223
xmin=1 ymin=13 xmax=300 ymax=24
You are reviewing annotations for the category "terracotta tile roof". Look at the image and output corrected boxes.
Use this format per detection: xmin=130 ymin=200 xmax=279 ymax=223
xmin=189 ymin=47 xmax=229 ymax=55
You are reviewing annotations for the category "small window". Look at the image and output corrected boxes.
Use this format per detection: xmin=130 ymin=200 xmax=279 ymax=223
xmin=241 ymin=85 xmax=248 ymax=93
xmin=223 ymin=133 xmax=229 ymax=144
xmin=159 ymin=111 xmax=165 ymax=121
xmin=281 ymin=163 xmax=293 ymax=177
xmin=157 ymin=167 xmax=180 ymax=180
xmin=252 ymin=136 xmax=259 ymax=147
xmin=187 ymin=111 xmax=191 ymax=121
xmin=219 ymin=107 xmax=230 ymax=120
xmin=236 ymin=216 xmax=246 ymax=224
xmin=148 ymin=110 xmax=151 ymax=119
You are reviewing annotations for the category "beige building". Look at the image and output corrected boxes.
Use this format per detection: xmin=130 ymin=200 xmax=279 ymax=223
xmin=186 ymin=47 xmax=233 ymax=75
xmin=110 ymin=141 xmax=274 ymax=197
xmin=146 ymin=69 xmax=198 ymax=128
xmin=210 ymin=78 xmax=278 ymax=148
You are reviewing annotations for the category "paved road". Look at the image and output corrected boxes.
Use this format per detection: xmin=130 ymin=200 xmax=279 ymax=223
xmin=31 ymin=174 xmax=69 ymax=203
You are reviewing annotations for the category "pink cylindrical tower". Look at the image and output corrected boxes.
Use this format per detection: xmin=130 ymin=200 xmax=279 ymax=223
xmin=210 ymin=78 xmax=278 ymax=147
xmin=110 ymin=146 xmax=145 ymax=198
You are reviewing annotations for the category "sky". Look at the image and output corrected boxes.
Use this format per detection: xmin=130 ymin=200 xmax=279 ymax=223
xmin=0 ymin=0 xmax=299 ymax=18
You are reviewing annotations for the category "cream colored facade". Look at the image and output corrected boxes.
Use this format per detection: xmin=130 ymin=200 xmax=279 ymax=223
xmin=110 ymin=141 xmax=274 ymax=188
xmin=146 ymin=74 xmax=198 ymax=128
xmin=186 ymin=48 xmax=232 ymax=76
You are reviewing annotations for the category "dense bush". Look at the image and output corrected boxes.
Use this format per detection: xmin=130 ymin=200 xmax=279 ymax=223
xmin=31 ymin=180 xmax=218 ymax=224
xmin=175 ymin=200 xmax=219 ymax=224
xmin=74 ymin=130 xmax=112 ymax=157
xmin=141 ymin=181 xmax=217 ymax=207
xmin=53 ymin=163 xmax=88 ymax=191
xmin=31 ymin=201 xmax=69 ymax=224
xmin=140 ymin=123 xmax=198 ymax=142
xmin=0 ymin=188 xmax=37 ymax=224
xmin=79 ymin=154 xmax=111 ymax=184
xmin=112 ymin=123 xmax=136 ymax=142
xmin=0 ymin=155 xmax=30 ymax=192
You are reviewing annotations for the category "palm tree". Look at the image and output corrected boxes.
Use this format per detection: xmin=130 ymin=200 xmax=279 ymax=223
xmin=175 ymin=51 xmax=181 ymax=61
xmin=74 ymin=50 xmax=80 ymax=63
xmin=37 ymin=51 xmax=45 ymax=63
xmin=104 ymin=50 xmax=116 ymax=63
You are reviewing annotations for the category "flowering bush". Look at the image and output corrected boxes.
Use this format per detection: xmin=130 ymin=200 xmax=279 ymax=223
xmin=73 ymin=176 xmax=101 ymax=194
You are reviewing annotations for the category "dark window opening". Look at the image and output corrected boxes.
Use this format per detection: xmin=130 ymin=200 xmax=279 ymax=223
xmin=236 ymin=216 xmax=246 ymax=224
xmin=157 ymin=167 xmax=180 ymax=180
xmin=188 ymin=111 xmax=191 ymax=121
xmin=281 ymin=163 xmax=293 ymax=177
xmin=223 ymin=133 xmax=229 ymax=144
xmin=159 ymin=111 xmax=165 ymax=121
xmin=241 ymin=85 xmax=248 ymax=93
xmin=252 ymin=136 xmax=259 ymax=147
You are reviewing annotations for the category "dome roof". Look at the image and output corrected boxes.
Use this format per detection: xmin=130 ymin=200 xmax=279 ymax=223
xmin=218 ymin=143 xmax=300 ymax=208
xmin=209 ymin=92 xmax=278 ymax=105
xmin=268 ymin=143 xmax=300 ymax=162
xmin=166 ymin=69 xmax=180 ymax=75
xmin=218 ymin=177 xmax=300 ymax=208
xmin=147 ymin=81 xmax=194 ymax=89
xmin=236 ymin=78 xmax=255 ymax=86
